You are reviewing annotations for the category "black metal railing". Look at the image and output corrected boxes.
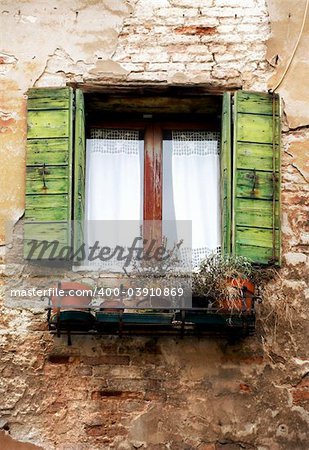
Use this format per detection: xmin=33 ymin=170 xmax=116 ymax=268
xmin=46 ymin=302 xmax=256 ymax=345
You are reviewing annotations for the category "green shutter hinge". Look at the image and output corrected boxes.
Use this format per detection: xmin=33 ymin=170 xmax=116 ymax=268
xmin=38 ymin=163 xmax=48 ymax=191
xmin=250 ymin=168 xmax=257 ymax=196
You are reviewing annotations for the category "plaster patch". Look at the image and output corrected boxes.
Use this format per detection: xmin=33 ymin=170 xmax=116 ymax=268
xmin=14 ymin=13 xmax=38 ymax=23
xmin=266 ymin=0 xmax=309 ymax=127
xmin=0 ymin=432 xmax=43 ymax=450
xmin=287 ymin=136 xmax=309 ymax=182
xmin=33 ymin=48 xmax=96 ymax=87
xmin=0 ymin=52 xmax=17 ymax=64
xmin=88 ymin=59 xmax=128 ymax=75
xmin=0 ymin=52 xmax=18 ymax=75
xmin=0 ymin=111 xmax=17 ymax=133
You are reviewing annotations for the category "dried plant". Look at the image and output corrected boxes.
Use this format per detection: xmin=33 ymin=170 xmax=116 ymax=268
xmin=123 ymin=237 xmax=185 ymax=280
xmin=123 ymin=238 xmax=190 ymax=308
xmin=192 ymin=253 xmax=253 ymax=302
xmin=254 ymin=267 xmax=297 ymax=347
xmin=192 ymin=254 xmax=292 ymax=323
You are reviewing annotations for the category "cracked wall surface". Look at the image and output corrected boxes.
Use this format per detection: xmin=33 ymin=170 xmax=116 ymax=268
xmin=0 ymin=0 xmax=308 ymax=449
xmin=266 ymin=0 xmax=309 ymax=129
xmin=0 ymin=0 xmax=134 ymax=243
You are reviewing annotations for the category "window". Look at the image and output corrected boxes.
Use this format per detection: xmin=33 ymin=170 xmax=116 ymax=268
xmin=85 ymin=121 xmax=221 ymax=268
xmin=24 ymin=87 xmax=281 ymax=266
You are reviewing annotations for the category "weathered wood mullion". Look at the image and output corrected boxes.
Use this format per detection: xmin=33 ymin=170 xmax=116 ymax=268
xmin=220 ymin=92 xmax=232 ymax=256
xmin=144 ymin=124 xmax=163 ymax=221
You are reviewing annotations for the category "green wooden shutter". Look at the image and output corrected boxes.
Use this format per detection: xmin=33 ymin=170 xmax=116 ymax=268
xmin=73 ymin=89 xmax=86 ymax=263
xmin=220 ymin=92 xmax=232 ymax=256
xmin=24 ymin=87 xmax=73 ymax=260
xmin=232 ymin=91 xmax=281 ymax=265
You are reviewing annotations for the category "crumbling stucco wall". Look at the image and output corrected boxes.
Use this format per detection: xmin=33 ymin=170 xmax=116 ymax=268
xmin=0 ymin=1 xmax=308 ymax=449
xmin=266 ymin=0 xmax=309 ymax=129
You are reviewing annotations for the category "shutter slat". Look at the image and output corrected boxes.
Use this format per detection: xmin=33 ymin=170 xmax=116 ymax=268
xmin=27 ymin=88 xmax=71 ymax=110
xmin=235 ymin=169 xmax=279 ymax=200
xmin=236 ymin=142 xmax=280 ymax=171
xmin=236 ymin=114 xmax=280 ymax=144
xmin=235 ymin=227 xmax=280 ymax=247
xmin=236 ymin=91 xmax=280 ymax=115
xmin=24 ymin=223 xmax=69 ymax=241
xmin=26 ymin=139 xmax=70 ymax=165
xmin=235 ymin=244 xmax=278 ymax=264
xmin=25 ymin=195 xmax=69 ymax=222
xmin=27 ymin=110 xmax=70 ymax=139
xmin=24 ymin=87 xmax=73 ymax=260
xmin=26 ymin=166 xmax=69 ymax=194
xmin=235 ymin=198 xmax=279 ymax=229
xmin=24 ymin=223 xmax=69 ymax=259
xmin=232 ymin=91 xmax=281 ymax=265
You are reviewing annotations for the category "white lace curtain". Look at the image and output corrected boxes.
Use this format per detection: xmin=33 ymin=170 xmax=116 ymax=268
xmin=86 ymin=128 xmax=143 ymax=222
xmin=163 ymin=131 xmax=221 ymax=267
xmin=85 ymin=129 xmax=143 ymax=270
xmin=85 ymin=128 xmax=221 ymax=270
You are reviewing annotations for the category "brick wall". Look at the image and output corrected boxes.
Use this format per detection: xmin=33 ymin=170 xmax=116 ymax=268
xmin=0 ymin=0 xmax=308 ymax=449
xmin=112 ymin=0 xmax=270 ymax=88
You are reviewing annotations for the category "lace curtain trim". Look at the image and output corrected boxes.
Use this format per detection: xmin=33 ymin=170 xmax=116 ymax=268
xmin=172 ymin=131 xmax=220 ymax=156
xmin=89 ymin=129 xmax=140 ymax=155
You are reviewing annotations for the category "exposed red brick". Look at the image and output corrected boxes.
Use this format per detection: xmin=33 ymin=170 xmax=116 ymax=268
xmin=57 ymin=388 xmax=88 ymax=402
xmin=199 ymin=445 xmax=216 ymax=450
xmin=146 ymin=378 xmax=162 ymax=390
xmin=282 ymin=192 xmax=308 ymax=205
xmin=28 ymin=322 xmax=49 ymax=332
xmin=82 ymin=355 xmax=130 ymax=365
xmin=215 ymin=444 xmax=242 ymax=450
xmin=2 ymin=366 xmax=18 ymax=377
xmin=174 ymin=26 xmax=217 ymax=36
xmin=85 ymin=423 xmax=126 ymax=438
xmin=296 ymin=375 xmax=309 ymax=389
xmin=46 ymin=401 xmax=67 ymax=414
xmin=292 ymin=389 xmax=309 ymax=404
xmin=144 ymin=390 xmax=167 ymax=401
xmin=222 ymin=355 xmax=264 ymax=365
xmin=84 ymin=425 xmax=105 ymax=437
xmin=74 ymin=365 xmax=93 ymax=376
xmin=47 ymin=355 xmax=70 ymax=364
xmin=91 ymin=390 xmax=143 ymax=400
xmin=239 ymin=383 xmax=251 ymax=393
xmin=100 ymin=341 xmax=119 ymax=353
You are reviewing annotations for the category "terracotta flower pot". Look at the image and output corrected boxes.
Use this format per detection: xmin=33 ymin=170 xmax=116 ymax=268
xmin=51 ymin=281 xmax=93 ymax=312
xmin=100 ymin=299 xmax=123 ymax=312
xmin=219 ymin=278 xmax=255 ymax=313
